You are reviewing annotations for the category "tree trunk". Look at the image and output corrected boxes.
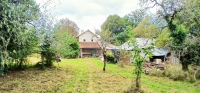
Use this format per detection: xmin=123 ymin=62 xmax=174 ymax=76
xmin=41 ymin=55 xmax=45 ymax=70
xmin=135 ymin=72 xmax=140 ymax=91
xmin=182 ymin=62 xmax=189 ymax=71
xmin=103 ymin=60 xmax=106 ymax=71
xmin=135 ymin=67 xmax=141 ymax=91
xmin=0 ymin=54 xmax=4 ymax=76
xmin=0 ymin=50 xmax=7 ymax=76
xmin=180 ymin=55 xmax=190 ymax=71
xmin=103 ymin=50 xmax=106 ymax=71
xmin=194 ymin=67 xmax=200 ymax=81
xmin=19 ymin=58 xmax=23 ymax=69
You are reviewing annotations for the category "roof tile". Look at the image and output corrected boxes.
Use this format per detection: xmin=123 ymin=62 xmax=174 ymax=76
xmin=79 ymin=42 xmax=101 ymax=48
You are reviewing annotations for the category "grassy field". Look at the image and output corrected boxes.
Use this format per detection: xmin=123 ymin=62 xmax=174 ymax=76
xmin=0 ymin=58 xmax=199 ymax=93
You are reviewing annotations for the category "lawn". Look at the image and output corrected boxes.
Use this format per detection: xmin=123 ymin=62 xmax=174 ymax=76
xmin=0 ymin=58 xmax=199 ymax=93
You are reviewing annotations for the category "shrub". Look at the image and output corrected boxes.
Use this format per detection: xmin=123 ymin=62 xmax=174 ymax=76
xmin=106 ymin=51 xmax=116 ymax=64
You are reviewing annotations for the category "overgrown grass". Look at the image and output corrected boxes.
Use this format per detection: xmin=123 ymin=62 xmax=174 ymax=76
xmin=149 ymin=63 xmax=200 ymax=83
xmin=0 ymin=58 xmax=199 ymax=93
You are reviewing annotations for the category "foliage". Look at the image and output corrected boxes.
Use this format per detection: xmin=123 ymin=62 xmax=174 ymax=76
xmin=57 ymin=18 xmax=80 ymax=37
xmin=133 ymin=17 xmax=160 ymax=38
xmin=54 ymin=28 xmax=79 ymax=59
xmin=102 ymin=14 xmax=126 ymax=35
xmin=124 ymin=9 xmax=147 ymax=28
xmin=129 ymin=31 xmax=153 ymax=91
xmin=149 ymin=64 xmax=200 ymax=82
xmin=9 ymin=28 xmax=38 ymax=69
xmin=155 ymin=28 xmax=172 ymax=48
xmin=106 ymin=51 xmax=116 ymax=64
xmin=101 ymin=14 xmax=129 ymax=45
xmin=68 ymin=39 xmax=79 ymax=58
xmin=95 ymin=29 xmax=113 ymax=71
xmin=0 ymin=0 xmax=38 ymax=75
xmin=139 ymin=0 xmax=200 ymax=70
xmin=118 ymin=50 xmax=129 ymax=67
xmin=40 ymin=36 xmax=56 ymax=68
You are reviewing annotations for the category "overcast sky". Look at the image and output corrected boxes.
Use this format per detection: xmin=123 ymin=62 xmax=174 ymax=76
xmin=36 ymin=0 xmax=140 ymax=32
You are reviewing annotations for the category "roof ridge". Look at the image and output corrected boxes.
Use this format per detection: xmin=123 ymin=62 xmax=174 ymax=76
xmin=76 ymin=29 xmax=98 ymax=38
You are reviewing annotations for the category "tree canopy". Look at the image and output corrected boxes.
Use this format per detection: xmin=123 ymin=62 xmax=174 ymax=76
xmin=101 ymin=14 xmax=128 ymax=45
xmin=58 ymin=18 xmax=80 ymax=37
xmin=0 ymin=0 xmax=39 ymax=74
xmin=139 ymin=0 xmax=200 ymax=70
xmin=133 ymin=17 xmax=160 ymax=38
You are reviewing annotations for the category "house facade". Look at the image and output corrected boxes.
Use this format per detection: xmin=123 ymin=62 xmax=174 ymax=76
xmin=77 ymin=30 xmax=101 ymax=58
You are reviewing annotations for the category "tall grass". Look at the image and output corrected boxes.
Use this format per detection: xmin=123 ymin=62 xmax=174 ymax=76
xmin=149 ymin=63 xmax=200 ymax=82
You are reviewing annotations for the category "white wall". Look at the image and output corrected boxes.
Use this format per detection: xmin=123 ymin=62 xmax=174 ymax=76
xmin=78 ymin=31 xmax=98 ymax=42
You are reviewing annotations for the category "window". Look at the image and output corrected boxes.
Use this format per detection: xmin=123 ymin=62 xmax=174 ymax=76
xmin=91 ymin=39 xmax=93 ymax=42
xmin=83 ymin=39 xmax=86 ymax=42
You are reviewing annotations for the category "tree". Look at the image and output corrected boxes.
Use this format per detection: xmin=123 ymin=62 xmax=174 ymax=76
xmin=95 ymin=29 xmax=113 ymax=71
xmin=139 ymin=0 xmax=199 ymax=71
xmin=58 ymin=18 xmax=80 ymax=37
xmin=40 ymin=36 xmax=55 ymax=68
xmin=0 ymin=0 xmax=38 ymax=75
xmin=129 ymin=31 xmax=153 ymax=92
xmin=32 ymin=0 xmax=57 ymax=69
xmin=133 ymin=17 xmax=160 ymax=38
xmin=155 ymin=27 xmax=172 ymax=48
xmin=124 ymin=9 xmax=147 ymax=28
xmin=54 ymin=28 xmax=79 ymax=58
xmin=9 ymin=28 xmax=38 ymax=69
xmin=101 ymin=14 xmax=127 ymax=45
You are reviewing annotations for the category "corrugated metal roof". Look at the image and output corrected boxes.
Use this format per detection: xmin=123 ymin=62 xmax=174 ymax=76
xmin=152 ymin=48 xmax=169 ymax=56
xmin=120 ymin=38 xmax=152 ymax=50
xmin=119 ymin=38 xmax=170 ymax=56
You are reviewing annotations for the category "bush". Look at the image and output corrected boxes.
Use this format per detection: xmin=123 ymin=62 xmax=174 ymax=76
xmin=106 ymin=52 xmax=117 ymax=64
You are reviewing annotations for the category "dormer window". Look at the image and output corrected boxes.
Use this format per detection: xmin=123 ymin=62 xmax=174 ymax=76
xmin=91 ymin=39 xmax=93 ymax=42
xmin=83 ymin=39 xmax=86 ymax=42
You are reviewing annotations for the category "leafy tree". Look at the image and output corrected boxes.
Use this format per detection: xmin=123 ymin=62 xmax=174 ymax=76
xmin=139 ymin=0 xmax=200 ymax=70
xmin=0 ymin=0 xmax=38 ymax=75
xmin=133 ymin=17 xmax=160 ymax=38
xmin=155 ymin=28 xmax=172 ymax=48
xmin=40 ymin=36 xmax=55 ymax=69
xmin=9 ymin=28 xmax=38 ymax=69
xmin=129 ymin=31 xmax=153 ymax=92
xmin=124 ymin=9 xmax=147 ymax=28
xmin=32 ymin=0 xmax=59 ymax=69
xmin=54 ymin=27 xmax=79 ymax=58
xmin=101 ymin=14 xmax=127 ymax=45
xmin=58 ymin=18 xmax=80 ymax=37
xmin=68 ymin=39 xmax=79 ymax=58
xmin=95 ymin=29 xmax=113 ymax=71
xmin=102 ymin=14 xmax=126 ymax=35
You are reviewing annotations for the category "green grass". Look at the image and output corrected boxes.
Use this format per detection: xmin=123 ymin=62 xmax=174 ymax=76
xmin=0 ymin=58 xmax=199 ymax=93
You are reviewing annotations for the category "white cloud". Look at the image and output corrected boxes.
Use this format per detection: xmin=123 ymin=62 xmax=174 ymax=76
xmin=36 ymin=0 xmax=140 ymax=32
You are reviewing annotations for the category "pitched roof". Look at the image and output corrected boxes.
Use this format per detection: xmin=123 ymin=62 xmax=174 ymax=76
xmin=106 ymin=43 xmax=120 ymax=49
xmin=120 ymin=38 xmax=152 ymax=50
xmin=77 ymin=29 xmax=98 ymax=38
xmin=152 ymin=48 xmax=170 ymax=56
xmin=79 ymin=42 xmax=101 ymax=48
